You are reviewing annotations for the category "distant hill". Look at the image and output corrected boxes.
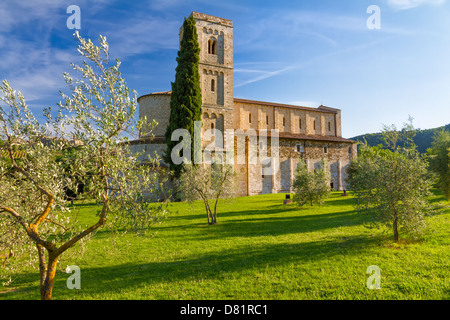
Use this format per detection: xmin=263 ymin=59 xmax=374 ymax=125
xmin=350 ymin=124 xmax=450 ymax=154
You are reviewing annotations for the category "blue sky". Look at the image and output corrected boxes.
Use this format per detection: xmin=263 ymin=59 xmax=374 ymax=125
xmin=1 ymin=0 xmax=449 ymax=138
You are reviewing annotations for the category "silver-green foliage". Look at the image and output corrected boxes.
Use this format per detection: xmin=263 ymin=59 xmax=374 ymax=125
xmin=178 ymin=163 xmax=236 ymax=225
xmin=293 ymin=159 xmax=331 ymax=207
xmin=0 ymin=32 xmax=165 ymax=298
xmin=347 ymin=144 xmax=432 ymax=242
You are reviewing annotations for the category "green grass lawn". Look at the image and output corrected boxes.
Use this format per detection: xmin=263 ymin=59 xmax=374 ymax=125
xmin=1 ymin=191 xmax=449 ymax=300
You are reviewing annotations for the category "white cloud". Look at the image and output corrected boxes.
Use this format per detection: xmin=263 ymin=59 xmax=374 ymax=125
xmin=235 ymin=65 xmax=299 ymax=88
xmin=0 ymin=0 xmax=109 ymax=32
xmin=101 ymin=16 xmax=180 ymax=58
xmin=0 ymin=23 xmax=80 ymax=104
xmin=0 ymin=0 xmax=135 ymax=106
xmin=387 ymin=0 xmax=446 ymax=10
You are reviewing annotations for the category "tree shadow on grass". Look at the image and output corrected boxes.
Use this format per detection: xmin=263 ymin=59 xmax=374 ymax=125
xmin=157 ymin=207 xmax=369 ymax=242
xmin=148 ymin=193 xmax=367 ymax=242
xmin=162 ymin=193 xmax=357 ymax=224
xmin=44 ymin=233 xmax=380 ymax=300
xmin=167 ymin=206 xmax=282 ymax=222
xmin=0 ymin=268 xmax=41 ymax=300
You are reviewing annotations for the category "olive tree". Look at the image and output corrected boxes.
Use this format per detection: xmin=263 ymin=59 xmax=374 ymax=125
xmin=347 ymin=135 xmax=432 ymax=242
xmin=178 ymin=163 xmax=236 ymax=225
xmin=0 ymin=32 xmax=165 ymax=300
xmin=293 ymin=159 xmax=331 ymax=207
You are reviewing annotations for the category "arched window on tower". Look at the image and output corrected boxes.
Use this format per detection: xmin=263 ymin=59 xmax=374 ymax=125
xmin=211 ymin=79 xmax=215 ymax=92
xmin=208 ymin=38 xmax=217 ymax=55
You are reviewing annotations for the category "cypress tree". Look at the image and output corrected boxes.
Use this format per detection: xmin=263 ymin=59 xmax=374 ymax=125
xmin=164 ymin=16 xmax=202 ymax=178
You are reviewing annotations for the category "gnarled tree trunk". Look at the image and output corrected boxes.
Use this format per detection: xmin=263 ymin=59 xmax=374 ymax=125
xmin=40 ymin=253 xmax=59 ymax=300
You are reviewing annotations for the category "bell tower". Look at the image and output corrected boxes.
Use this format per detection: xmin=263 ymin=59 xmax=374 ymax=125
xmin=185 ymin=12 xmax=234 ymax=136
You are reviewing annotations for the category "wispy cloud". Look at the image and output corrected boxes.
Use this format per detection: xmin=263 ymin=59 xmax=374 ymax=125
xmin=0 ymin=0 xmax=175 ymax=106
xmin=96 ymin=15 xmax=180 ymax=58
xmin=387 ymin=0 xmax=447 ymax=10
xmin=235 ymin=65 xmax=297 ymax=88
xmin=0 ymin=34 xmax=73 ymax=104
xmin=235 ymin=10 xmax=363 ymax=53
xmin=234 ymin=35 xmax=397 ymax=88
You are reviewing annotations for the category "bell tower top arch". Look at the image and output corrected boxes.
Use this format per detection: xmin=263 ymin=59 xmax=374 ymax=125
xmin=180 ymin=12 xmax=234 ymax=112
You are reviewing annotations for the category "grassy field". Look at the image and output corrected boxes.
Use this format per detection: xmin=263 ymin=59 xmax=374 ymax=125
xmin=1 ymin=190 xmax=449 ymax=300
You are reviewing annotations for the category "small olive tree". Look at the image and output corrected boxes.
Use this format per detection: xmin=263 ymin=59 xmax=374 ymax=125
xmin=293 ymin=159 xmax=331 ymax=207
xmin=0 ymin=32 xmax=165 ymax=300
xmin=178 ymin=163 xmax=236 ymax=225
xmin=347 ymin=121 xmax=432 ymax=242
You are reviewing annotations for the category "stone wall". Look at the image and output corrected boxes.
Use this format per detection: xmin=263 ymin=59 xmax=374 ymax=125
xmin=138 ymin=93 xmax=171 ymax=138
xmin=230 ymin=135 xmax=355 ymax=197
xmin=233 ymin=99 xmax=341 ymax=138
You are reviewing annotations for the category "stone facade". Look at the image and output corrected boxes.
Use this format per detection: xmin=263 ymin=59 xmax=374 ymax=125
xmin=134 ymin=12 xmax=357 ymax=197
xmin=138 ymin=92 xmax=171 ymax=137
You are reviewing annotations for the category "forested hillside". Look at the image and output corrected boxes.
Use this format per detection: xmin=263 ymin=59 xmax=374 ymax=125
xmin=351 ymin=124 xmax=450 ymax=153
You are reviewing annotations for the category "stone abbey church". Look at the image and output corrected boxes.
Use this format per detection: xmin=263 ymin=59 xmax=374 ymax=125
xmin=129 ymin=12 xmax=357 ymax=197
